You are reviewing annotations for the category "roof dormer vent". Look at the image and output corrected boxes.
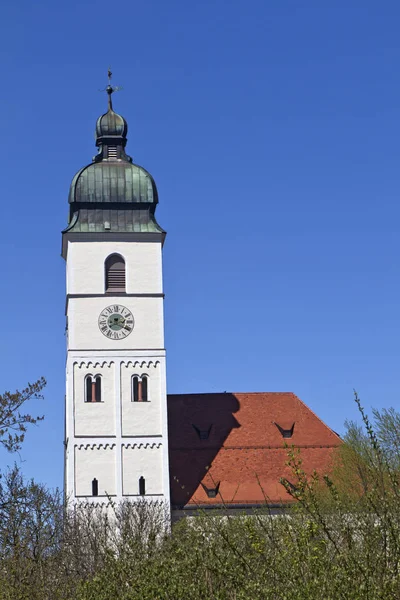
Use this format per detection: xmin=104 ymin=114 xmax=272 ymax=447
xmin=193 ymin=424 xmax=212 ymax=440
xmin=202 ymin=482 xmax=220 ymax=498
xmin=274 ymin=422 xmax=295 ymax=439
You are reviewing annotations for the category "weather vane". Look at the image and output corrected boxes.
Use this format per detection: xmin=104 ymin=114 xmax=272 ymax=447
xmin=99 ymin=67 xmax=122 ymax=109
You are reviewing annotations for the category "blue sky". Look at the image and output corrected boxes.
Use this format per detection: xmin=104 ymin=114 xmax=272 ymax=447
xmin=1 ymin=0 xmax=400 ymax=489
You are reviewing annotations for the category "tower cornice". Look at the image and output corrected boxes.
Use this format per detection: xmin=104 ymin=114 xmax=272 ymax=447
xmin=61 ymin=230 xmax=166 ymax=259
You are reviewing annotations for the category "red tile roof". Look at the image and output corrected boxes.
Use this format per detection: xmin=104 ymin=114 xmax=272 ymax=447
xmin=167 ymin=392 xmax=341 ymax=508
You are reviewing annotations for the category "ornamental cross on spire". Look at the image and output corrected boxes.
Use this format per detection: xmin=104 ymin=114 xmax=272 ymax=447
xmin=102 ymin=68 xmax=122 ymax=110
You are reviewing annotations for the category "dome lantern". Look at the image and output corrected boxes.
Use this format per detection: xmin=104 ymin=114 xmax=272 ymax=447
xmin=95 ymin=85 xmax=128 ymax=145
xmin=94 ymin=82 xmax=130 ymax=162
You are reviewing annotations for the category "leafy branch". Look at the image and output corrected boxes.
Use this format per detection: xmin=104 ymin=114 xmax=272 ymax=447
xmin=0 ymin=377 xmax=46 ymax=453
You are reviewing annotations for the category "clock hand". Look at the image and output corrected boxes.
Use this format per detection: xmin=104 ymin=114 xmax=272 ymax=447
xmin=108 ymin=319 xmax=126 ymax=327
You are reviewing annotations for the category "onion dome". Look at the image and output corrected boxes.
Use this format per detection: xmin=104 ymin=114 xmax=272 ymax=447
xmin=68 ymin=161 xmax=159 ymax=206
xmin=62 ymin=79 xmax=164 ymax=240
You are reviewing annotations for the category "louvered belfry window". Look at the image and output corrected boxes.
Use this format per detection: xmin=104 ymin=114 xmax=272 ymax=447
xmin=107 ymin=145 xmax=118 ymax=159
xmin=105 ymin=254 xmax=126 ymax=292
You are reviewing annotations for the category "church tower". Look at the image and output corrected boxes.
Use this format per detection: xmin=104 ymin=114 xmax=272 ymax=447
xmin=62 ymin=83 xmax=170 ymax=507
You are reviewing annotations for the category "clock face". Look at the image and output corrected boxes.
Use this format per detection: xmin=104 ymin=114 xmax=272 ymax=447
xmin=98 ymin=305 xmax=134 ymax=340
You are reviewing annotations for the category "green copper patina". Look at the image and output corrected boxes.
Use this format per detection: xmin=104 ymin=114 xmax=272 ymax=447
xmin=64 ymin=83 xmax=164 ymax=235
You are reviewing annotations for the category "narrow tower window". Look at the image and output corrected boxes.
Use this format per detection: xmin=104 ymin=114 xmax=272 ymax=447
xmin=139 ymin=476 xmax=146 ymax=496
xmin=92 ymin=478 xmax=98 ymax=497
xmin=105 ymin=254 xmax=126 ymax=293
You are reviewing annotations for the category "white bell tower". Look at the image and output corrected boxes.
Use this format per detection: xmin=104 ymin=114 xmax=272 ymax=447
xmin=62 ymin=83 xmax=170 ymax=508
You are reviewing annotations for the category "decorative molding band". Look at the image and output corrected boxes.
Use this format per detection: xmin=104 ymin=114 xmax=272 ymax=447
xmin=72 ymin=499 xmax=117 ymax=508
xmin=68 ymin=349 xmax=165 ymax=354
xmin=64 ymin=232 xmax=164 ymax=243
xmin=121 ymin=360 xmax=160 ymax=369
xmin=67 ymin=292 xmax=164 ymax=300
xmin=62 ymin=232 xmax=165 ymax=260
xmin=66 ymin=293 xmax=164 ymax=312
xmin=75 ymin=443 xmax=116 ymax=450
xmin=122 ymin=442 xmax=162 ymax=450
xmin=74 ymin=360 xmax=115 ymax=369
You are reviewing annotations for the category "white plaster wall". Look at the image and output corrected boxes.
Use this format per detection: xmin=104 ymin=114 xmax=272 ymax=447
xmin=65 ymin=359 xmax=73 ymax=500
xmin=121 ymin=361 xmax=162 ymax=436
xmin=66 ymin=241 xmax=163 ymax=295
xmin=68 ymin=297 xmax=164 ymax=350
xmin=122 ymin=445 xmax=163 ymax=496
xmin=73 ymin=362 xmax=116 ymax=436
xmin=75 ymin=445 xmax=116 ymax=497
xmin=64 ymin=233 xmax=170 ymax=508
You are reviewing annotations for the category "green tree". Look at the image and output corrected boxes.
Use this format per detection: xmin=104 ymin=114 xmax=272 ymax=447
xmin=0 ymin=465 xmax=65 ymax=600
xmin=0 ymin=377 xmax=46 ymax=453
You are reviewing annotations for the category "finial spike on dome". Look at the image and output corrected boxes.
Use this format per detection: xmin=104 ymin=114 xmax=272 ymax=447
xmin=95 ymin=71 xmax=128 ymax=153
xmin=106 ymin=85 xmax=113 ymax=110
xmin=101 ymin=67 xmax=123 ymax=112
xmin=106 ymin=67 xmax=113 ymax=110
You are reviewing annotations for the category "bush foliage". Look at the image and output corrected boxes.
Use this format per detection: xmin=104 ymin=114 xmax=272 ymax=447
xmin=1 ymin=393 xmax=400 ymax=599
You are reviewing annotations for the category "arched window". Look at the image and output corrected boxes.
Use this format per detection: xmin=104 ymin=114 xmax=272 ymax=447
xmin=132 ymin=376 xmax=149 ymax=402
xmin=92 ymin=478 xmax=98 ymax=497
xmin=139 ymin=476 xmax=146 ymax=496
xmin=105 ymin=254 xmax=125 ymax=293
xmin=85 ymin=375 xmax=102 ymax=403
